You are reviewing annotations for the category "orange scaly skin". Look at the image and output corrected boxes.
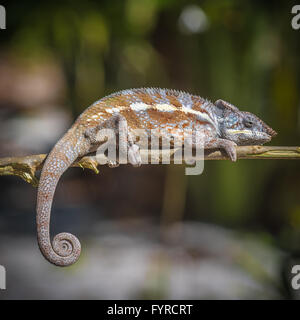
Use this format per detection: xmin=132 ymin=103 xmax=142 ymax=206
xmin=37 ymin=88 xmax=276 ymax=266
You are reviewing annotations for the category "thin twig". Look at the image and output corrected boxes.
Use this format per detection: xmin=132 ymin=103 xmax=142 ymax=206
xmin=0 ymin=145 xmax=299 ymax=186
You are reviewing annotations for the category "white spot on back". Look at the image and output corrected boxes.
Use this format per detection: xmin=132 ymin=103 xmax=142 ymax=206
xmin=130 ymin=102 xmax=149 ymax=112
xmin=154 ymin=104 xmax=176 ymax=112
xmin=106 ymin=107 xmax=121 ymax=114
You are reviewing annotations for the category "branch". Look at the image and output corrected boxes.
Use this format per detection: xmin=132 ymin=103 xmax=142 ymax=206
xmin=0 ymin=145 xmax=299 ymax=186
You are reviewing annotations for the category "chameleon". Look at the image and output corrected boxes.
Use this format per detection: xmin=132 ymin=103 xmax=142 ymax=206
xmin=36 ymin=87 xmax=277 ymax=266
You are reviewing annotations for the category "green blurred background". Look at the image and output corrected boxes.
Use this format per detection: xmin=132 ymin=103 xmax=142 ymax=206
xmin=0 ymin=0 xmax=299 ymax=299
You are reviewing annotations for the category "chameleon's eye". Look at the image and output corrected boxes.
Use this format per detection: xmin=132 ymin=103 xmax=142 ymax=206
xmin=244 ymin=119 xmax=253 ymax=128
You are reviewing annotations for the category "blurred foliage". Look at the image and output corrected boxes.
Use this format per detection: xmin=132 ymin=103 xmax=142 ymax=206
xmin=0 ymin=0 xmax=300 ymax=294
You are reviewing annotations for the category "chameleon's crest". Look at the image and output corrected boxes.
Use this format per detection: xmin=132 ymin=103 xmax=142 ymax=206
xmin=215 ymin=99 xmax=239 ymax=112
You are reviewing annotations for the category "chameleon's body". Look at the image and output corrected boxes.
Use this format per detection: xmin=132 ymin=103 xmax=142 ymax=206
xmin=37 ymin=88 xmax=277 ymax=266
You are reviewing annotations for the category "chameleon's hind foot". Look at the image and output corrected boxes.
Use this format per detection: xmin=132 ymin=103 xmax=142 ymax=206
xmin=107 ymin=160 xmax=119 ymax=168
xmin=128 ymin=144 xmax=142 ymax=167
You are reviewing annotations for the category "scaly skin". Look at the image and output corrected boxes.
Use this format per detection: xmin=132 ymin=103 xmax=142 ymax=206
xmin=36 ymin=88 xmax=277 ymax=266
xmin=37 ymin=126 xmax=90 ymax=266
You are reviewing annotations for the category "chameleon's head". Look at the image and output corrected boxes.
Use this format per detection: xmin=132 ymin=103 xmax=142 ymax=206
xmin=215 ymin=99 xmax=277 ymax=146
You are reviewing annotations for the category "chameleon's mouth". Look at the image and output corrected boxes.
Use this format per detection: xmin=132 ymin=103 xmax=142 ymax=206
xmin=226 ymin=129 xmax=274 ymax=145
xmin=228 ymin=125 xmax=277 ymax=139
xmin=265 ymin=126 xmax=277 ymax=138
xmin=259 ymin=119 xmax=277 ymax=137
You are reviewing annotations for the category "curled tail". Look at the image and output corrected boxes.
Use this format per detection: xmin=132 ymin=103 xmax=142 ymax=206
xmin=36 ymin=128 xmax=88 ymax=266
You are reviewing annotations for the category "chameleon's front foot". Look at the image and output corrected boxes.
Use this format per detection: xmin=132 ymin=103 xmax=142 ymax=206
xmin=221 ymin=140 xmax=237 ymax=162
xmin=205 ymin=138 xmax=237 ymax=162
